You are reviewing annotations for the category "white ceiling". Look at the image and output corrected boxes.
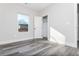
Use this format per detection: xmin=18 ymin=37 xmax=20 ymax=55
xmin=24 ymin=3 xmax=52 ymax=12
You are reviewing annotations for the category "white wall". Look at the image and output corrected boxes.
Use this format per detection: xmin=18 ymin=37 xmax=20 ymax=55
xmin=0 ymin=4 xmax=37 ymax=45
xmin=39 ymin=3 xmax=77 ymax=48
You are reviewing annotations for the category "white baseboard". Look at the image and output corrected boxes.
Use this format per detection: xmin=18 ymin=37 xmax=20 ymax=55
xmin=0 ymin=37 xmax=33 ymax=45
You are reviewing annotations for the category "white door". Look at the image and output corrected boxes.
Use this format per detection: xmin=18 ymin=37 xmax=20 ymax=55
xmin=42 ymin=16 xmax=48 ymax=37
xmin=34 ymin=16 xmax=42 ymax=38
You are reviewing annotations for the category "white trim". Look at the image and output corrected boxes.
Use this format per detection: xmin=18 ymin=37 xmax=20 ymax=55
xmin=74 ymin=3 xmax=77 ymax=48
xmin=0 ymin=37 xmax=33 ymax=45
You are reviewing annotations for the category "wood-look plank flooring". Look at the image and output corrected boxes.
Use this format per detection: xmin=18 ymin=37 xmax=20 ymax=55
xmin=0 ymin=39 xmax=79 ymax=56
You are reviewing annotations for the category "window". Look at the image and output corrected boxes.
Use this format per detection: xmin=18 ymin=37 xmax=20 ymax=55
xmin=17 ymin=14 xmax=29 ymax=32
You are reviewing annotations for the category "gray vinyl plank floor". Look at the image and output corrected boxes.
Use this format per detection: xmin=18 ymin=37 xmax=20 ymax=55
xmin=0 ymin=39 xmax=79 ymax=56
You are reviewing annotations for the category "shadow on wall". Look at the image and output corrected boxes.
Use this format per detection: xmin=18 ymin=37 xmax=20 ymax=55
xmin=49 ymin=27 xmax=66 ymax=45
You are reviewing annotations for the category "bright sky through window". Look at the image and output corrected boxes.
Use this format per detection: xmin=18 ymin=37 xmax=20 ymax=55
xmin=17 ymin=14 xmax=29 ymax=24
